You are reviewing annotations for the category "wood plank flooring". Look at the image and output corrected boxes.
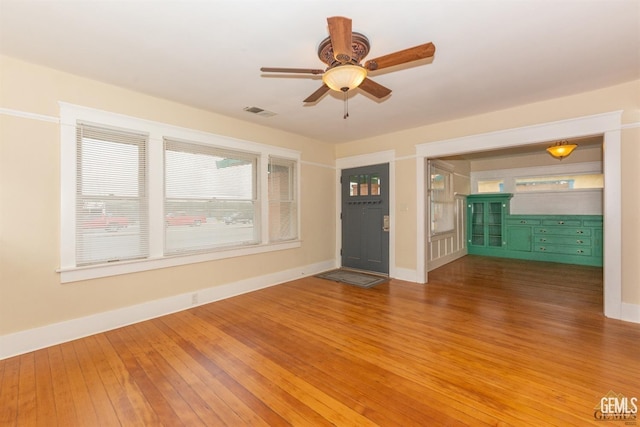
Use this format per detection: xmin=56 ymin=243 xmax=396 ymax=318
xmin=2 ymin=255 xmax=639 ymax=426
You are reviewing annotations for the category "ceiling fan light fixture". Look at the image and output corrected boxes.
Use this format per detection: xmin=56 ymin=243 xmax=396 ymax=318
xmin=546 ymin=140 xmax=578 ymax=160
xmin=322 ymin=64 xmax=367 ymax=92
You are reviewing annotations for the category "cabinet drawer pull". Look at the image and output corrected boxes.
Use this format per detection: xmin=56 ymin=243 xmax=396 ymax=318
xmin=520 ymin=220 xmax=526 ymax=224
xmin=577 ymin=250 xmax=584 ymax=254
xmin=540 ymin=238 xmax=546 ymax=242
xmin=576 ymin=240 xmax=583 ymax=244
xmin=558 ymin=221 xmax=564 ymax=225
xmin=539 ymin=247 xmax=546 ymax=251
xmin=576 ymin=230 xmax=584 ymax=234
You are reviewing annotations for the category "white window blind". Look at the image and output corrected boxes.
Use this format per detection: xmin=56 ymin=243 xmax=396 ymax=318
xmin=164 ymin=139 xmax=259 ymax=254
xmin=76 ymin=123 xmax=148 ymax=266
xmin=268 ymin=157 xmax=297 ymax=242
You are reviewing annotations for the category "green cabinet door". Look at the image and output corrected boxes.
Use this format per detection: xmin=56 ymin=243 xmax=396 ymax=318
xmin=466 ymin=194 xmax=512 ymax=255
xmin=506 ymin=226 xmax=532 ymax=252
xmin=469 ymin=201 xmax=485 ymax=246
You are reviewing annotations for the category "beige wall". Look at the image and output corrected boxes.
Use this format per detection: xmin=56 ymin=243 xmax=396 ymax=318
xmin=0 ymin=56 xmax=336 ymax=335
xmin=1 ymin=54 xmax=639 ymax=340
xmin=470 ymin=145 xmax=603 ymax=172
xmin=336 ymin=79 xmax=640 ymax=306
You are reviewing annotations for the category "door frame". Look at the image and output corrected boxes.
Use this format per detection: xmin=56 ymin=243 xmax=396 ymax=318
xmin=416 ymin=111 xmax=624 ymax=321
xmin=336 ymin=150 xmax=396 ymax=277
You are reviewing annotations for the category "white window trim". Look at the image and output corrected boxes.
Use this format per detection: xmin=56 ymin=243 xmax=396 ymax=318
xmin=59 ymin=102 xmax=300 ymax=283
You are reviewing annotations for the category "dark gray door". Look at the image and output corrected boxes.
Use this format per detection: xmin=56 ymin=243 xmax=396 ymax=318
xmin=341 ymin=163 xmax=389 ymax=274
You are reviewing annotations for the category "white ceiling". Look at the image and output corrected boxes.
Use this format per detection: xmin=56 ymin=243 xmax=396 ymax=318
xmin=1 ymin=1 xmax=639 ymax=144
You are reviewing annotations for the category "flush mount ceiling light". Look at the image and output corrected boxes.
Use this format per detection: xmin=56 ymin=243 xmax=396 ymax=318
xmin=546 ymin=140 xmax=578 ymax=160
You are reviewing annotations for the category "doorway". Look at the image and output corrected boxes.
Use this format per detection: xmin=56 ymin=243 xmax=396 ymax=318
xmin=415 ymin=111 xmax=622 ymax=320
xmin=341 ymin=163 xmax=390 ymax=274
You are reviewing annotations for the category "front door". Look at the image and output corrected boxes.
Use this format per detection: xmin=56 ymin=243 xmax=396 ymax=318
xmin=341 ymin=163 xmax=389 ymax=274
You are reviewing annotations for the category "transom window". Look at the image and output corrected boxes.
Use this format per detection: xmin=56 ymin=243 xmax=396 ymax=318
xmin=515 ymin=174 xmax=603 ymax=192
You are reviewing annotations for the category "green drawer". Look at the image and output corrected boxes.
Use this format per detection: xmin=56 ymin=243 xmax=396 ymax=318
xmin=535 ymin=236 xmax=591 ymax=246
xmin=506 ymin=218 xmax=541 ymax=225
xmin=534 ymin=245 xmax=593 ymax=256
xmin=534 ymin=227 xmax=591 ymax=236
xmin=541 ymin=219 xmax=582 ymax=226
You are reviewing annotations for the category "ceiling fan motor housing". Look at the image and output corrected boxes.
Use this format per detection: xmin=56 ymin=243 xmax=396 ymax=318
xmin=317 ymin=32 xmax=371 ymax=68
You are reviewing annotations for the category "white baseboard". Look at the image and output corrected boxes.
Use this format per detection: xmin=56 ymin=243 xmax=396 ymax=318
xmin=393 ymin=267 xmax=422 ymax=284
xmin=620 ymin=302 xmax=640 ymax=324
xmin=427 ymin=250 xmax=467 ymax=273
xmin=0 ymin=260 xmax=335 ymax=360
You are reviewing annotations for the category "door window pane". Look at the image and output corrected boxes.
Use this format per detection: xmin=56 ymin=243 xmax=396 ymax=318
xmin=370 ymin=174 xmax=381 ymax=196
xmin=359 ymin=175 xmax=369 ymax=196
xmin=349 ymin=175 xmax=359 ymax=196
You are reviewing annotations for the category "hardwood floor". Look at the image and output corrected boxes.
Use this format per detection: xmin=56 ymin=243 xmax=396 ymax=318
xmin=2 ymin=255 xmax=639 ymax=426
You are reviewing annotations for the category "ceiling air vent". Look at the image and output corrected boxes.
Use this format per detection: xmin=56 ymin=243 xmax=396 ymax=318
xmin=243 ymin=106 xmax=277 ymax=117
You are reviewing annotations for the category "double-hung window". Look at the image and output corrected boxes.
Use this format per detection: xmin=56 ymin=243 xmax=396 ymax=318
xmin=429 ymin=160 xmax=455 ymax=236
xmin=268 ymin=157 xmax=297 ymax=242
xmin=75 ymin=123 xmax=148 ymax=266
xmin=164 ymin=139 xmax=259 ymax=254
xmin=60 ymin=103 xmax=300 ymax=282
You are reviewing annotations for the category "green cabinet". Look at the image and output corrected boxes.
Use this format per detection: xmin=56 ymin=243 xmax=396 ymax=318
xmin=467 ymin=194 xmax=512 ymax=256
xmin=502 ymin=214 xmax=603 ymax=266
xmin=466 ymin=195 xmax=603 ymax=266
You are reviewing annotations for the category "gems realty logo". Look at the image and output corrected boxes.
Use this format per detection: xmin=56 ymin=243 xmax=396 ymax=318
xmin=594 ymin=391 xmax=638 ymax=423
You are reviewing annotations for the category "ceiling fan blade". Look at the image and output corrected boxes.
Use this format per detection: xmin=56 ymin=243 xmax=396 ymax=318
xmin=327 ymin=16 xmax=353 ymax=64
xmin=364 ymin=42 xmax=435 ymax=71
xmin=358 ymin=78 xmax=392 ymax=99
xmin=303 ymin=84 xmax=330 ymax=103
xmin=261 ymin=67 xmax=324 ymax=75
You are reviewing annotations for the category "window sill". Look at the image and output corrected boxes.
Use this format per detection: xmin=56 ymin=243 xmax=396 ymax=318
xmin=58 ymin=240 xmax=302 ymax=283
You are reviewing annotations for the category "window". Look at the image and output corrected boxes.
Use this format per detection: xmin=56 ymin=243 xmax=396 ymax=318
xmin=164 ymin=139 xmax=259 ymax=254
xmin=477 ymin=179 xmax=504 ymax=193
xmin=429 ymin=161 xmax=454 ymax=235
xmin=268 ymin=157 xmax=297 ymax=242
xmin=75 ymin=123 xmax=148 ymax=266
xmin=60 ymin=103 xmax=300 ymax=282
xmin=348 ymin=173 xmax=381 ymax=196
xmin=471 ymin=163 xmax=603 ymax=195
xmin=515 ymin=174 xmax=603 ymax=192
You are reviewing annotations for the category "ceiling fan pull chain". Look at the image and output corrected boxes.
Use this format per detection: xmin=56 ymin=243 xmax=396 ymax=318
xmin=343 ymin=90 xmax=349 ymax=119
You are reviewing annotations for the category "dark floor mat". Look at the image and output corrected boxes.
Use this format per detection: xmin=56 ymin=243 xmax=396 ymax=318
xmin=315 ymin=269 xmax=388 ymax=288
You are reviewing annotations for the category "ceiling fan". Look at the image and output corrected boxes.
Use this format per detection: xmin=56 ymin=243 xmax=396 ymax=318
xmin=260 ymin=16 xmax=436 ymax=105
